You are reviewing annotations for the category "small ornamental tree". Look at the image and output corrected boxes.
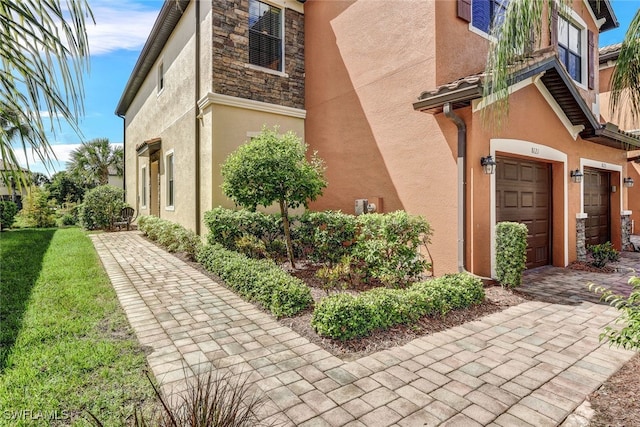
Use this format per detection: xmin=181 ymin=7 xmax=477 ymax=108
xmin=221 ymin=127 xmax=326 ymax=267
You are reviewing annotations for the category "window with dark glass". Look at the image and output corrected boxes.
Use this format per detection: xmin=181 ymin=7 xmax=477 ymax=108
xmin=472 ymin=0 xmax=508 ymax=34
xmin=558 ymin=16 xmax=582 ymax=83
xmin=249 ymin=0 xmax=282 ymax=71
xmin=166 ymin=153 xmax=174 ymax=207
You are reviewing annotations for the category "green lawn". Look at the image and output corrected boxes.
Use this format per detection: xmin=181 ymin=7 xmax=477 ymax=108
xmin=0 ymin=228 xmax=156 ymax=426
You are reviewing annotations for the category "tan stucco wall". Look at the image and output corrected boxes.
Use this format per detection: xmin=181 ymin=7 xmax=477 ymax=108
xmin=305 ymin=0 xmax=460 ymax=275
xmin=124 ymin=2 xmax=199 ymax=231
xmin=202 ymin=102 xmax=305 ymax=213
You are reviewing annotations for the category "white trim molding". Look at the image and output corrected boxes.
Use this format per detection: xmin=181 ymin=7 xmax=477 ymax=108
xmin=622 ymin=210 xmax=632 ymax=216
xmin=490 ymin=139 xmax=569 ymax=277
xmin=197 ymin=92 xmax=307 ymax=119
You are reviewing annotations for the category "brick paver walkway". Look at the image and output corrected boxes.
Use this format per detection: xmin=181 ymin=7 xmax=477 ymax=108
xmin=91 ymin=231 xmax=637 ymax=426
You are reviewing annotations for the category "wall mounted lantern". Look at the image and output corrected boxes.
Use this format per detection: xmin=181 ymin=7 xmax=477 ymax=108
xmin=570 ymin=169 xmax=583 ymax=183
xmin=624 ymin=177 xmax=635 ymax=188
xmin=480 ymin=155 xmax=496 ymax=175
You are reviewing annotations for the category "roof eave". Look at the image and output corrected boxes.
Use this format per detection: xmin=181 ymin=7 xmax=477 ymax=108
xmin=587 ymin=0 xmax=619 ymax=32
xmin=413 ymin=85 xmax=483 ymax=114
xmin=115 ymin=0 xmax=191 ymax=117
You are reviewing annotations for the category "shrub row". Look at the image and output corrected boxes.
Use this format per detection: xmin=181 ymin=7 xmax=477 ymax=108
xmin=197 ymin=244 xmax=313 ymax=318
xmin=205 ymin=207 xmax=433 ymax=287
xmin=0 ymin=200 xmax=19 ymax=230
xmin=311 ymin=273 xmax=484 ymax=340
xmin=138 ymin=215 xmax=202 ymax=260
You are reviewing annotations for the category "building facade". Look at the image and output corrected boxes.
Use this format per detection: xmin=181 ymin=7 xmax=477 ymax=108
xmin=119 ymin=0 xmax=639 ymax=277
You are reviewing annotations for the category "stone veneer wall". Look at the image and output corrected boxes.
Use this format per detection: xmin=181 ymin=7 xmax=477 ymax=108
xmin=622 ymin=213 xmax=634 ymax=251
xmin=576 ymin=217 xmax=587 ymax=262
xmin=212 ymin=0 xmax=304 ymax=109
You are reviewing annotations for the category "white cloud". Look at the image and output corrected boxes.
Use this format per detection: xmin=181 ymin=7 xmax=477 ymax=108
xmin=86 ymin=2 xmax=159 ymax=55
xmin=12 ymin=143 xmax=123 ymax=176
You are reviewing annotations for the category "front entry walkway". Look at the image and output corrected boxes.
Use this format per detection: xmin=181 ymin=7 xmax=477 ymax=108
xmin=91 ymin=232 xmax=636 ymax=426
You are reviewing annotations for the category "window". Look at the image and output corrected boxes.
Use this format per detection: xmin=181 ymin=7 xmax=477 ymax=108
xmin=141 ymin=166 xmax=147 ymax=208
xmin=558 ymin=16 xmax=582 ymax=83
xmin=166 ymin=152 xmax=174 ymax=208
xmin=249 ymin=0 xmax=283 ymax=71
xmin=472 ymin=0 xmax=508 ymax=34
xmin=157 ymin=61 xmax=164 ymax=93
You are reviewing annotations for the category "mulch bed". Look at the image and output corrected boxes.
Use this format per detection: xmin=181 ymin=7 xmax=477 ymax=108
xmin=567 ymin=261 xmax=615 ymax=273
xmin=588 ymin=353 xmax=640 ymax=427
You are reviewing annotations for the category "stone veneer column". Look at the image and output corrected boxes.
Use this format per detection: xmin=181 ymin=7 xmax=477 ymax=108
xmin=576 ymin=213 xmax=587 ymax=262
xmin=621 ymin=210 xmax=634 ymax=251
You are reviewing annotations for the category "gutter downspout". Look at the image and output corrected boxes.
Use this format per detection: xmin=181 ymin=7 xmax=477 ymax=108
xmin=118 ymin=113 xmax=130 ymax=206
xmin=443 ymin=103 xmax=467 ymax=272
xmin=194 ymin=1 xmax=201 ymax=235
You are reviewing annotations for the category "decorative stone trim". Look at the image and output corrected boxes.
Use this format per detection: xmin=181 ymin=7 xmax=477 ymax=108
xmin=576 ymin=216 xmax=587 ymax=262
xmin=621 ymin=211 xmax=634 ymax=251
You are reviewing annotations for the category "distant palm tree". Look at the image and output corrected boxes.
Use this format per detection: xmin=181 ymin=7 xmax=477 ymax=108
xmin=67 ymin=139 xmax=124 ymax=187
xmin=483 ymin=0 xmax=639 ymax=127
xmin=1 ymin=0 xmax=93 ymax=172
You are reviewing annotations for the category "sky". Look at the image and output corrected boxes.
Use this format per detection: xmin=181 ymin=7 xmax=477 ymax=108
xmin=14 ymin=0 xmax=640 ymax=176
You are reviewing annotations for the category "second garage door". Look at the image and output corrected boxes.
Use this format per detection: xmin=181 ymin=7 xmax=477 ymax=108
xmin=583 ymin=168 xmax=611 ymax=246
xmin=496 ymin=157 xmax=551 ymax=269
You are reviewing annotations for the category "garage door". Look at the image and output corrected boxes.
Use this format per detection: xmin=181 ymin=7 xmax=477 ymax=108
xmin=496 ymin=157 xmax=551 ymax=269
xmin=583 ymin=168 xmax=610 ymax=246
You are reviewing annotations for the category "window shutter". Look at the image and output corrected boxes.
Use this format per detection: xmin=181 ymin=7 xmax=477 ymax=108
xmin=472 ymin=0 xmax=491 ymax=33
xmin=588 ymin=30 xmax=595 ymax=89
xmin=550 ymin=2 xmax=558 ymax=47
xmin=458 ymin=0 xmax=471 ymax=22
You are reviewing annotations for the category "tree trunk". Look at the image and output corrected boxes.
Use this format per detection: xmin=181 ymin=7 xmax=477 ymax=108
xmin=279 ymin=199 xmax=296 ymax=269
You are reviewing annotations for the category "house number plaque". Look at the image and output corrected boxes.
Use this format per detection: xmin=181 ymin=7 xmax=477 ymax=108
xmin=531 ymin=147 xmax=540 ymax=155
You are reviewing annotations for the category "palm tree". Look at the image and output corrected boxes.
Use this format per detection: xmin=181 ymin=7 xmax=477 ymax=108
xmin=0 ymin=0 xmax=93 ymax=172
xmin=67 ymin=138 xmax=124 ymax=187
xmin=483 ymin=0 xmax=639 ymax=127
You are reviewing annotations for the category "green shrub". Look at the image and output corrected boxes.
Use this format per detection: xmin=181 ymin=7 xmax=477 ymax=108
xmin=18 ymin=186 xmax=56 ymax=228
xmin=79 ymin=185 xmax=125 ymax=230
xmin=197 ymin=244 xmax=312 ymax=317
xmin=297 ymin=210 xmax=356 ymax=265
xmin=590 ymin=276 xmax=640 ymax=350
xmin=315 ymin=256 xmax=354 ymax=295
xmin=588 ymin=241 xmax=620 ymax=268
xmin=495 ymin=222 xmax=528 ymax=288
xmin=311 ymin=273 xmax=484 ymax=340
xmin=0 ymin=200 xmax=19 ymax=230
xmin=138 ymin=215 xmax=202 ymax=260
xmin=353 ymin=211 xmax=433 ymax=287
xmin=204 ymin=207 xmax=285 ymax=259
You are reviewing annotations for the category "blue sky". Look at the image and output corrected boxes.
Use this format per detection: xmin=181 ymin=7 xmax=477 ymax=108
xmin=17 ymin=0 xmax=639 ymax=175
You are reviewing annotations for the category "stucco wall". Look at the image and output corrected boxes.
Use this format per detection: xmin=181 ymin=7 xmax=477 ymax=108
xmin=466 ymin=84 xmax=629 ymax=277
xmin=124 ymin=2 xmax=199 ymax=231
xmin=305 ymin=0 xmax=459 ymax=275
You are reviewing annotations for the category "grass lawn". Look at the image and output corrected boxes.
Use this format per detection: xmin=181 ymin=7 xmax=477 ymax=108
xmin=0 ymin=228 xmax=156 ymax=426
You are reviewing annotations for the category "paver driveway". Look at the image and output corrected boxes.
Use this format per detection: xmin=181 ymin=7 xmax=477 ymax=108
xmin=91 ymin=231 xmax=637 ymax=426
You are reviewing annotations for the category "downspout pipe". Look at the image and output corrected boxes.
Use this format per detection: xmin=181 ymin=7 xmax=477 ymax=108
xmin=194 ymin=1 xmax=201 ymax=235
xmin=443 ymin=103 xmax=467 ymax=272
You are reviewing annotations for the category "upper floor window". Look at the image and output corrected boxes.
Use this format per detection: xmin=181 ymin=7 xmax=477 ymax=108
xmin=157 ymin=61 xmax=164 ymax=93
xmin=472 ymin=0 xmax=508 ymax=34
xmin=558 ymin=16 xmax=582 ymax=83
xmin=249 ymin=0 xmax=283 ymax=72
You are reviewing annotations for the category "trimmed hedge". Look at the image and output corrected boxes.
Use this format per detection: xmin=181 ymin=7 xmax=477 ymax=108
xmin=0 ymin=200 xmax=19 ymax=230
xmin=204 ymin=207 xmax=433 ymax=286
xmin=203 ymin=207 xmax=285 ymax=259
xmin=138 ymin=216 xmax=202 ymax=261
xmin=79 ymin=185 xmax=125 ymax=230
xmin=311 ymin=273 xmax=484 ymax=340
xmin=495 ymin=222 xmax=528 ymax=288
xmin=197 ymin=244 xmax=312 ymax=318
